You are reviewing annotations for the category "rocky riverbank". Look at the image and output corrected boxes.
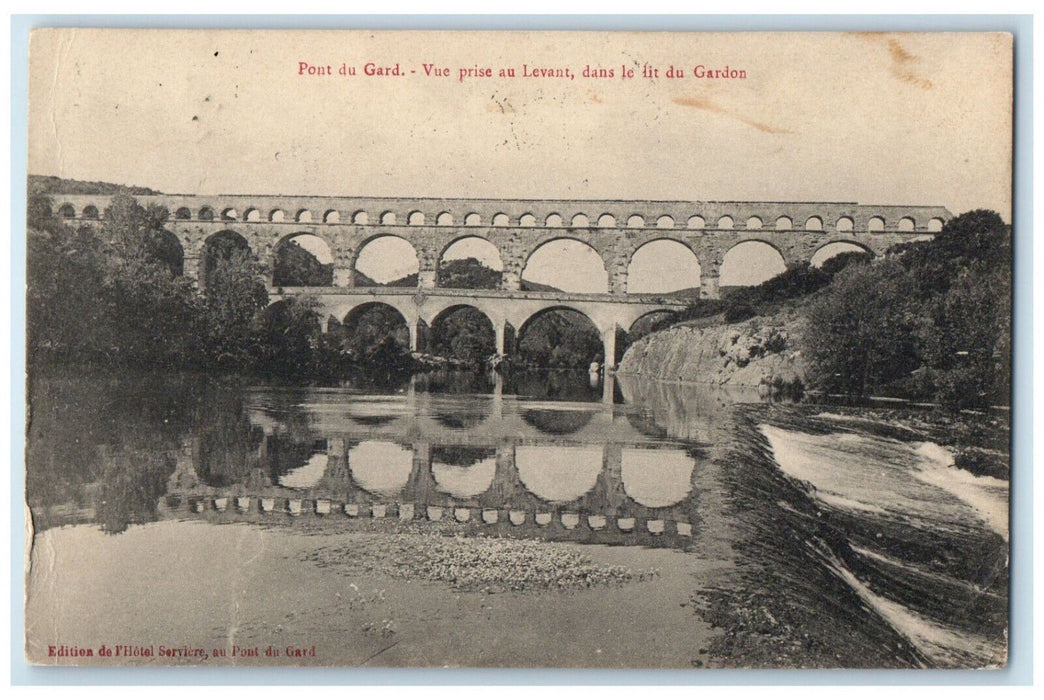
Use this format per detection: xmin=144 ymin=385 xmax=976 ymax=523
xmin=618 ymin=311 xmax=807 ymax=390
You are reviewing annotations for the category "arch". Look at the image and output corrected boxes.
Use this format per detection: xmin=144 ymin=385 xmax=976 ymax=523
xmin=687 ymin=215 xmax=706 ymax=229
xmin=57 ymin=203 xmax=76 ymax=218
xmin=545 ymin=213 xmax=563 ymax=228
xmin=716 ymin=215 xmax=734 ymax=229
xmin=273 ymin=232 xmax=335 ymax=286
xmin=868 ymin=216 xmax=885 ymax=232
xmin=437 ymin=236 xmax=504 ymax=289
xmin=514 ymin=306 xmax=603 ymax=368
xmin=516 ymin=446 xmax=602 ymax=503
xmin=745 ymin=216 xmax=763 ymax=230
xmin=656 ymin=215 xmax=675 ymax=229
xmin=269 ymin=208 xmax=285 ymax=223
xmin=775 ymin=215 xmax=792 ymax=230
xmin=621 ymin=448 xmax=696 ymax=508
xmin=244 ymin=208 xmax=261 ymax=222
xmin=521 ymin=238 xmax=609 ymax=294
xmin=492 ymin=212 xmax=510 ymax=226
xmin=464 ymin=212 xmax=482 ymax=227
xmin=719 ymin=240 xmax=787 ymax=288
xmin=198 ymin=206 xmax=215 ymax=221
xmin=571 ymin=213 xmax=590 ymax=228
xmin=928 ymin=217 xmax=944 ymax=232
xmin=221 ymin=207 xmax=238 ymax=221
xmin=519 ymin=213 xmax=536 ymax=227
xmin=296 ymin=209 xmax=313 ymax=223
xmin=428 ymin=304 xmax=496 ymax=362
xmin=626 ymin=214 xmax=645 ymax=228
xmin=149 ymin=229 xmax=185 ymax=276
xmin=175 ymin=207 xmax=192 ymax=220
xmin=597 ymin=213 xmax=617 ymax=228
xmin=627 ymin=239 xmax=701 ymax=295
xmin=353 ymin=234 xmax=420 ymax=287
xmin=408 ymin=210 xmax=425 ymax=225
xmin=352 ymin=210 xmax=369 ymax=225
xmin=898 ymin=216 xmax=916 ymax=231
xmin=804 ymin=216 xmax=823 ymax=231
xmin=431 ymin=448 xmax=497 ymax=498
xmin=200 ymin=230 xmax=252 ymax=290
xmin=338 ymin=302 xmax=411 ymax=354
xmin=82 ymin=204 xmax=100 ymax=219
xmin=436 ymin=212 xmax=454 ymax=226
xmin=810 ymin=241 xmax=874 ymax=269
xmin=380 ymin=211 xmax=397 ymax=225
xmin=323 ymin=209 xmax=340 ymax=224
xmin=836 ymin=216 xmax=854 ymax=232
xmin=348 ymin=441 xmax=414 ymax=497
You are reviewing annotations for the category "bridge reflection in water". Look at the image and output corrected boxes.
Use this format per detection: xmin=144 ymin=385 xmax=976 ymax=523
xmin=163 ymin=374 xmax=750 ymax=550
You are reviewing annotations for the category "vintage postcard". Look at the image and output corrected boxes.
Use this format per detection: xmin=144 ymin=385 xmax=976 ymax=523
xmin=24 ymin=28 xmax=1012 ymax=669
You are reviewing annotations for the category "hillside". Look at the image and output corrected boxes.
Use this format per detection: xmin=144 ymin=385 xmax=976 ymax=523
xmin=29 ymin=175 xmax=161 ymax=196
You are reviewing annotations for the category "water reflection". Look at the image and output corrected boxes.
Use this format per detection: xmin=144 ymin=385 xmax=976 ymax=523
xmin=621 ymin=448 xmax=696 ymax=508
xmin=27 ymin=368 xmax=725 ymax=547
xmin=432 ymin=446 xmax=498 ymax=498
xmin=516 ymin=445 xmax=604 ymax=503
xmin=348 ymin=441 xmax=414 ymax=496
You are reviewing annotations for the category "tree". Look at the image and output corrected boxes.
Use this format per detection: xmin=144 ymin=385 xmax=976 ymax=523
xmin=437 ymin=257 xmax=502 ymax=289
xmin=199 ymin=248 xmax=269 ymax=367
xmin=273 ymin=239 xmax=333 ymax=286
xmin=252 ymin=296 xmax=324 ymax=376
xmin=430 ymin=307 xmax=496 ymax=362
xmin=804 ymin=259 xmax=919 ymax=398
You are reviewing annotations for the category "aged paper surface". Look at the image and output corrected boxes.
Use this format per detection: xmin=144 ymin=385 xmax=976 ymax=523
xmin=25 ymin=29 xmax=1012 ymax=669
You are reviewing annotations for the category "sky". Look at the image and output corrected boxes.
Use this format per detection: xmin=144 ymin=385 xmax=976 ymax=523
xmin=28 ymin=30 xmax=1013 ymax=289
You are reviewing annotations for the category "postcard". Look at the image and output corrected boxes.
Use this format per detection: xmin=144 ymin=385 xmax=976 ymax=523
xmin=24 ymin=28 xmax=1012 ymax=669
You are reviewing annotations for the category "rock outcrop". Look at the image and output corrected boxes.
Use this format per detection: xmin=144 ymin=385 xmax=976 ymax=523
xmin=618 ymin=315 xmax=807 ymax=389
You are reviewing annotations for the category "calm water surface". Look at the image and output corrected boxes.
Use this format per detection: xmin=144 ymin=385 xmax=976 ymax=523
xmin=25 ymin=367 xmax=1007 ymax=668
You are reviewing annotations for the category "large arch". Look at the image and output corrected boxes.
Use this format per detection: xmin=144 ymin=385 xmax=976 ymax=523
xmin=437 ymin=235 xmax=504 ymax=289
xmin=428 ymin=304 xmax=496 ymax=362
xmin=348 ymin=441 xmax=414 ymax=496
xmin=810 ymin=241 xmax=874 ymax=268
xmin=514 ymin=305 xmax=603 ymax=368
xmin=719 ymin=240 xmax=787 ymax=288
xmin=626 ymin=239 xmax=701 ymax=295
xmin=516 ymin=445 xmax=603 ymax=503
xmin=199 ymin=230 xmax=252 ymax=291
xmin=621 ymin=447 xmax=696 ymax=508
xmin=521 ymin=238 xmax=608 ymax=294
xmin=149 ymin=228 xmax=185 ymax=276
xmin=335 ymin=302 xmax=411 ymax=356
xmin=273 ymin=232 xmax=334 ymax=287
xmin=431 ymin=446 xmax=497 ymax=498
xmin=353 ymin=235 xmax=420 ymax=287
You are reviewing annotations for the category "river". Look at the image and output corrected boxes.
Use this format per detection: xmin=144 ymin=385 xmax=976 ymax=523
xmin=23 ymin=368 xmax=1008 ymax=669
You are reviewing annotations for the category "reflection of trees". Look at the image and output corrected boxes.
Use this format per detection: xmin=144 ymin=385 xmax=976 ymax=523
xmin=27 ymin=369 xmax=203 ymax=533
xmin=96 ymin=447 xmax=175 ymax=534
xmin=503 ymin=369 xmax=600 ymax=402
xmin=414 ymin=370 xmax=494 ymax=394
xmin=431 ymin=445 xmax=496 ymax=468
xmin=266 ymin=436 xmax=324 ymax=485
xmin=433 ymin=396 xmax=492 ymax=430
xmin=521 ymin=409 xmax=594 ymax=436
xmin=196 ymin=397 xmax=265 ymax=487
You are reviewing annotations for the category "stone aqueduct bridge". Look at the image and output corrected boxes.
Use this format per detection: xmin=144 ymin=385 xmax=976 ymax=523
xmin=57 ymin=194 xmax=951 ymax=365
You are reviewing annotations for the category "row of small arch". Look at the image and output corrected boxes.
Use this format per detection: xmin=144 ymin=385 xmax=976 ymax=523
xmin=55 ymin=202 xmax=944 ymax=233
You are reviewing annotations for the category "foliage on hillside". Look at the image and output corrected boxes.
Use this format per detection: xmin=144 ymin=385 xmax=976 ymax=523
xmin=29 ymin=174 xmax=160 ymax=196
xmin=437 ymin=257 xmax=503 ymax=289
